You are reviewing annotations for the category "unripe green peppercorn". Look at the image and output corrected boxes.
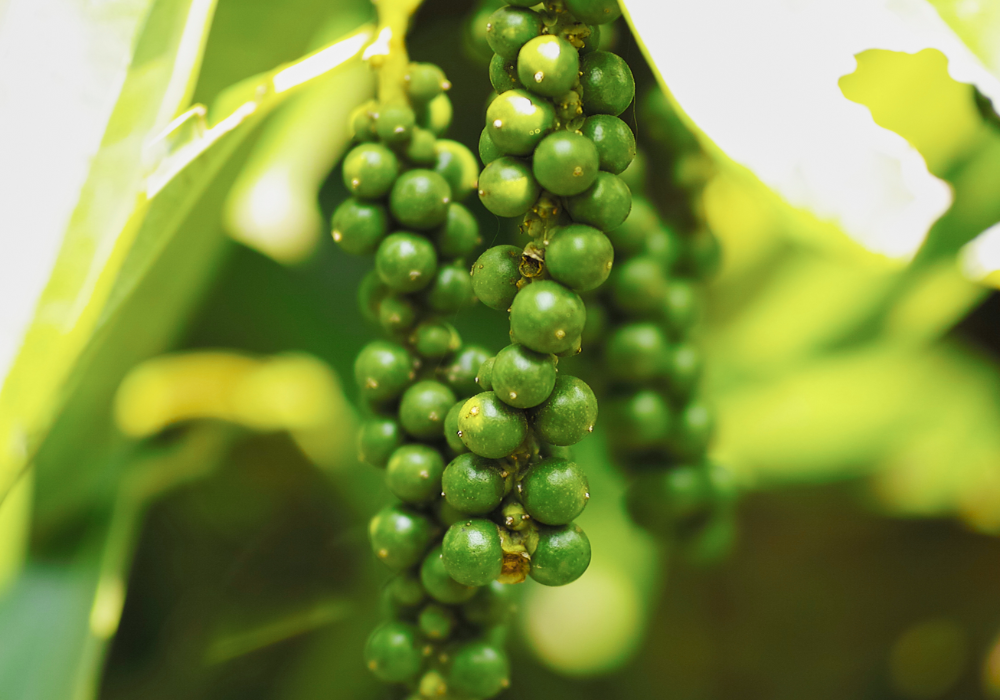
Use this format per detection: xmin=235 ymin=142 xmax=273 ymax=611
xmin=529 ymin=523 xmax=591 ymax=586
xmin=491 ymin=343 xmax=557 ymax=408
xmin=529 ymin=375 xmax=598 ymax=446
xmin=668 ymin=341 xmax=702 ymax=397
xmin=605 ymin=323 xmax=670 ymax=382
xmin=390 ymin=169 xmax=452 ymax=231
xmin=342 ymin=143 xmax=400 ymax=199
xmin=479 ymin=126 xmax=503 ymax=165
xmin=444 ymin=401 xmax=468 ymax=454
xmin=376 ymin=101 xmax=417 ymax=144
xmin=565 ymin=172 xmax=632 ymax=232
xmin=673 ymin=401 xmax=713 ymax=459
xmin=425 ymin=263 xmax=475 ymax=313
xmin=387 ymin=570 xmax=426 ymax=608
xmin=486 ymin=6 xmax=543 ymax=59
xmin=355 ymin=341 xmax=415 ymax=403
xmin=611 ymin=256 xmax=670 ymax=315
xmin=643 ymin=225 xmax=682 ymax=270
xmin=332 ymin=199 xmax=389 ymax=255
xmin=545 ymin=224 xmax=615 ymax=292
xmin=419 ymin=602 xmax=456 ymax=640
xmin=412 ymin=321 xmax=462 ymax=360
xmin=431 ymin=203 xmax=480 ymax=260
xmin=417 ymin=92 xmax=453 ymax=136
xmin=350 ymin=100 xmax=378 ymax=141
xmin=478 ymin=157 xmax=540 ymax=217
xmin=605 ymin=195 xmax=657 ymax=255
xmin=386 ymin=444 xmax=446 ymax=505
xmin=365 ymin=621 xmax=423 ymax=683
xmin=403 ymin=126 xmax=438 ymax=166
xmin=420 ymin=545 xmax=477 ymax=604
xmin=358 ymin=269 xmax=390 ymax=325
xmin=448 ymin=641 xmax=511 ymax=699
xmin=442 ymin=452 xmax=506 ymax=515
xmin=434 ymin=140 xmax=479 ymax=202
xmin=580 ymin=51 xmax=635 ymax=116
xmin=489 ymin=53 xmax=521 ymax=93
xmin=443 ymin=519 xmax=503 ymax=586
xmin=532 ymin=131 xmax=600 ymax=196
xmin=378 ymin=295 xmax=418 ymax=334
xmin=486 ymin=90 xmax=555 ymax=156
xmin=376 ymin=232 xmax=438 ymax=293
xmin=476 ymin=356 xmax=495 ymax=391
xmin=606 ymin=390 xmax=672 ymax=451
xmin=519 ymin=458 xmax=590 ymax=525
xmin=406 ymin=62 xmax=450 ymax=105
xmin=369 ymin=504 xmax=434 ymax=569
xmin=471 ymin=245 xmax=522 ymax=310
xmin=517 ymin=35 xmax=580 ymax=98
xmin=566 ymin=0 xmax=622 ymax=25
xmin=357 ymin=418 xmax=405 ymax=468
xmin=509 ymin=280 xmax=586 ymax=355
xmin=458 ymin=392 xmax=528 ymax=458
xmin=664 ymin=280 xmax=701 ymax=334
xmin=462 ymin=580 xmax=514 ymax=627
xmin=399 ymin=380 xmax=456 ymax=439
xmin=581 ymin=114 xmax=636 ymax=174
xmin=441 ymin=345 xmax=493 ymax=398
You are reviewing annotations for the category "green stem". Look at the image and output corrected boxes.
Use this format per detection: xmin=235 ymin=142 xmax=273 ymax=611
xmin=369 ymin=0 xmax=424 ymax=103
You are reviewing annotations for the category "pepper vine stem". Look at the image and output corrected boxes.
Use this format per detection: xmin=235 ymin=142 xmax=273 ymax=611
xmin=365 ymin=0 xmax=425 ymax=103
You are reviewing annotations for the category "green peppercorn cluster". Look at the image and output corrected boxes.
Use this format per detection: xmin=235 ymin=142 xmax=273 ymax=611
xmin=335 ymin=62 xmax=515 ymax=698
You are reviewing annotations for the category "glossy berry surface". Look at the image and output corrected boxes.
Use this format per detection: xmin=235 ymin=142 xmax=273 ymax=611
xmin=375 ymin=101 xmax=416 ymax=144
xmin=489 ymin=54 xmax=521 ymax=93
xmin=463 ymin=581 xmax=514 ymax=627
xmin=342 ymin=143 xmax=399 ymax=200
xmin=389 ymin=169 xmax=452 ymax=231
xmin=441 ymin=345 xmax=493 ymax=398
xmin=378 ymin=295 xmax=417 ymax=334
xmin=565 ymin=172 xmax=632 ymax=231
xmin=479 ymin=126 xmax=502 ymax=165
xmin=357 ymin=418 xmax=405 ymax=468
xmin=485 ymin=6 xmax=543 ymax=59
xmin=442 ymin=519 xmax=503 ymax=586
xmin=605 ymin=323 xmax=669 ymax=382
xmin=581 ymin=114 xmax=636 ymax=174
xmin=418 ymin=602 xmax=455 ymax=640
xmin=470 ymin=245 xmax=522 ymax=310
xmin=545 ymin=224 xmax=614 ymax=292
xmin=386 ymin=444 xmax=446 ymax=505
xmin=442 ymin=452 xmax=506 ymax=515
xmin=354 ymin=341 xmax=414 ymax=403
xmin=399 ymin=380 xmax=456 ymax=439
xmin=331 ymin=199 xmax=388 ymax=255
xmin=491 ymin=343 xmax=557 ymax=408
xmin=418 ymin=92 xmax=453 ymax=135
xmin=458 ymin=392 xmax=528 ymax=458
xmin=420 ymin=545 xmax=477 ymax=604
xmin=486 ymin=90 xmax=555 ymax=156
xmin=517 ymin=35 xmax=580 ymax=99
xmin=375 ymin=232 xmax=438 ymax=293
xmin=444 ymin=402 xmax=469 ymax=454
xmin=529 ymin=375 xmax=598 ymax=446
xmin=404 ymin=126 xmax=438 ymax=165
xmin=529 ymin=523 xmax=591 ymax=586
xmin=448 ymin=641 xmax=511 ymax=699
xmin=532 ymin=131 xmax=600 ymax=196
xmin=566 ymin=0 xmax=622 ymax=25
xmin=580 ymin=51 xmax=635 ymax=116
xmin=519 ymin=458 xmax=589 ymax=525
xmin=387 ymin=570 xmax=425 ymax=608
xmin=425 ymin=264 xmax=474 ymax=313
xmin=434 ymin=140 xmax=479 ymax=202
xmin=509 ymin=281 xmax=586 ymax=355
xmin=431 ymin=203 xmax=480 ymax=260
xmin=476 ymin=356 xmax=495 ymax=391
xmin=412 ymin=321 xmax=461 ymax=359
xmin=478 ymin=157 xmax=540 ymax=217
xmin=369 ymin=504 xmax=434 ymax=570
xmin=406 ymin=62 xmax=449 ymax=105
xmin=364 ymin=621 xmax=423 ymax=683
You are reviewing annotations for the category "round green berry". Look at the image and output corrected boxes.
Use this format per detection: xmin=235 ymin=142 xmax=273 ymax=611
xmin=478 ymin=157 xmax=540 ymax=217
xmin=376 ymin=232 xmax=438 ymax=293
xmin=417 ymin=93 xmax=453 ymax=136
xmin=668 ymin=342 xmax=702 ymax=397
xmin=379 ymin=295 xmax=418 ymax=334
xmin=331 ymin=199 xmax=388 ymax=255
xmin=517 ymin=35 xmax=580 ymax=98
xmin=673 ymin=401 xmax=713 ymax=458
xmin=365 ymin=621 xmax=422 ymax=683
xmin=444 ymin=401 xmax=468 ymax=454
xmin=606 ymin=195 xmax=657 ymax=255
xmin=388 ymin=570 xmax=426 ymax=608
xmin=529 ymin=523 xmax=591 ymax=586
xmin=533 ymin=131 xmax=600 ymax=196
xmin=605 ymin=323 xmax=669 ymax=382
xmin=431 ymin=203 xmax=480 ymax=260
xmin=376 ymin=101 xmax=416 ymax=144
xmin=448 ymin=641 xmax=511 ymax=699
xmin=519 ymin=458 xmax=589 ymax=525
xmin=441 ymin=345 xmax=493 ymax=398
xmin=611 ymin=256 xmax=669 ymax=315
xmin=643 ymin=225 xmax=682 ymax=270
xmin=625 ymin=465 xmax=714 ymax=535
xmin=425 ymin=264 xmax=475 ymax=313
xmin=350 ymin=100 xmax=378 ymax=141
xmin=606 ymin=390 xmax=672 ymax=450
xmin=355 ymin=341 xmax=414 ymax=403
xmin=412 ymin=321 xmax=462 ymax=360
xmin=683 ymin=228 xmax=722 ymax=278
xmin=486 ymin=90 xmax=555 ymax=156
xmin=420 ymin=545 xmax=477 ymax=604
xmin=479 ymin=126 xmax=502 ymax=165
xmin=342 ymin=143 xmax=399 ymax=199
xmin=442 ymin=452 xmax=506 ymax=515
xmin=403 ymin=126 xmax=437 ymax=166
xmin=545 ymin=224 xmax=614 ymax=292
xmin=491 ymin=343 xmax=557 ymax=408
xmin=386 ymin=444 xmax=445 ymax=505
xmin=529 ymin=375 xmax=598 ymax=446
xmin=399 ymin=380 xmax=456 ymax=439
xmin=419 ymin=603 xmax=456 ymax=640
xmin=406 ymin=62 xmax=450 ymax=105
xmin=390 ymin=170 xmax=452 ymax=230
xmin=581 ymin=116 xmax=635 ymax=175
xmin=443 ymin=519 xmax=503 ymax=586
xmin=486 ymin=6 xmax=543 ymax=59
xmin=463 ymin=581 xmax=514 ymax=627
xmin=357 ymin=418 xmax=405 ymax=468
xmin=434 ymin=140 xmax=479 ymax=202
xmin=489 ymin=53 xmax=521 ymax=93
xmin=471 ymin=245 xmax=522 ymax=310
xmin=509 ymin=280 xmax=586 ymax=354
xmin=565 ymin=172 xmax=632 ymax=231
xmin=580 ymin=50 xmax=635 ymax=116
xmin=458 ymin=392 xmax=528 ymax=458
xmin=369 ymin=504 xmax=434 ymax=569
xmin=664 ymin=280 xmax=700 ymax=335
xmin=566 ymin=0 xmax=622 ymax=24
xmin=476 ymin=356 xmax=495 ymax=391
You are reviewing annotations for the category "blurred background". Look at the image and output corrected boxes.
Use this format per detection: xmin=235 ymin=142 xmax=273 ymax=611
xmin=3 ymin=0 xmax=1000 ymax=698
